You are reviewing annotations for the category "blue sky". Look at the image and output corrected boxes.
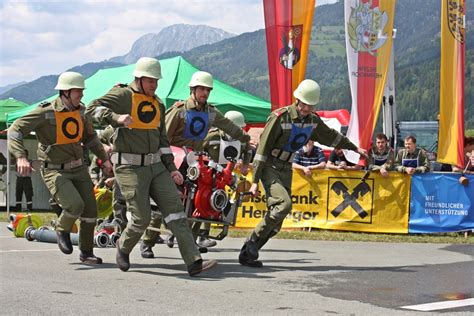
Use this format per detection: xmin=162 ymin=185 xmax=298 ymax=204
xmin=0 ymin=0 xmax=337 ymax=87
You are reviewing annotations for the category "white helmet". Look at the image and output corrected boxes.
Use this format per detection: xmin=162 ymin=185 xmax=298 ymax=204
xmin=133 ymin=57 xmax=162 ymax=79
xmin=293 ymin=79 xmax=320 ymax=106
xmin=224 ymin=111 xmax=246 ymax=128
xmin=54 ymin=72 xmax=85 ymax=90
xmin=189 ymin=71 xmax=213 ymax=89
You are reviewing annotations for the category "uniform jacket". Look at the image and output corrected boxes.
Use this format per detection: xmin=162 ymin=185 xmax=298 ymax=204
xmin=165 ymin=97 xmax=250 ymax=151
xmin=368 ymin=145 xmax=395 ymax=171
xmin=85 ymin=82 xmax=177 ymax=173
xmin=8 ymin=97 xmax=107 ymax=164
xmin=395 ymin=147 xmax=430 ymax=173
xmin=252 ymin=103 xmax=358 ymax=183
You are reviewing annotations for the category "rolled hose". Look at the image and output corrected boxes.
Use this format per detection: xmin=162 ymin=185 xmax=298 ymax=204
xmin=95 ymin=187 xmax=113 ymax=219
xmin=94 ymin=231 xmax=110 ymax=248
xmin=13 ymin=215 xmax=43 ymax=238
xmin=109 ymin=232 xmax=121 ymax=247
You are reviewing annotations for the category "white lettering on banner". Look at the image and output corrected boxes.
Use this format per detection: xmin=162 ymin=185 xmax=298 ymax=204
xmin=424 ymin=197 xmax=469 ymax=216
xmin=424 ymin=209 xmax=468 ymax=216
xmin=249 ymin=191 xmax=319 ymax=205
xmin=425 ymin=202 xmax=465 ymax=209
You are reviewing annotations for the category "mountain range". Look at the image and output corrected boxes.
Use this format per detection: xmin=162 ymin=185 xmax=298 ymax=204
xmin=1 ymin=0 xmax=473 ymax=127
xmin=0 ymin=24 xmax=234 ymax=104
xmin=108 ymin=24 xmax=234 ymax=64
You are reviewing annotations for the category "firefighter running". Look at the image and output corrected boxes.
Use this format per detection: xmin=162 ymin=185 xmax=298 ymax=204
xmin=239 ymin=79 xmax=368 ymax=268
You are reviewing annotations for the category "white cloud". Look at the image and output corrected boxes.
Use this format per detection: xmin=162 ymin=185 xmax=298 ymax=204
xmin=0 ymin=0 xmax=337 ymax=87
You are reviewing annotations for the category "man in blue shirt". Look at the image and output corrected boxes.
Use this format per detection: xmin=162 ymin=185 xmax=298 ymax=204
xmin=292 ymin=140 xmax=326 ymax=177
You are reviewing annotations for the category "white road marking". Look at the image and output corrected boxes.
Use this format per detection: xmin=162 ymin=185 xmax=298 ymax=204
xmin=401 ymin=298 xmax=474 ymax=311
xmin=0 ymin=249 xmax=58 ymax=253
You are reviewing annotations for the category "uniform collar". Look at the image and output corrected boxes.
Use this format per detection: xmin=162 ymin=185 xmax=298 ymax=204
xmin=129 ymin=80 xmax=140 ymax=92
xmin=185 ymin=96 xmax=207 ymax=111
xmin=129 ymin=80 xmax=157 ymax=99
xmin=288 ymin=102 xmax=311 ymax=122
xmin=288 ymin=103 xmax=300 ymax=121
xmin=52 ymin=96 xmax=82 ymax=112
xmin=372 ymin=145 xmax=391 ymax=155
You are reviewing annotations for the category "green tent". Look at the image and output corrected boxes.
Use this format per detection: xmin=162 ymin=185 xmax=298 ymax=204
xmin=0 ymin=98 xmax=28 ymax=130
xmin=6 ymin=56 xmax=271 ymax=126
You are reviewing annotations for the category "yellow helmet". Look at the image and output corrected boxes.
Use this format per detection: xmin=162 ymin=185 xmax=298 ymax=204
xmin=189 ymin=71 xmax=213 ymax=89
xmin=133 ymin=57 xmax=162 ymax=79
xmin=293 ymin=79 xmax=320 ymax=106
xmin=224 ymin=111 xmax=246 ymax=128
xmin=54 ymin=72 xmax=85 ymax=90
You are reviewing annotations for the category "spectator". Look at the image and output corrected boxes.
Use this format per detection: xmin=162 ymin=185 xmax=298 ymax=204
xmin=368 ymin=133 xmax=395 ymax=177
xmin=452 ymin=136 xmax=474 ymax=174
xmin=395 ymin=135 xmax=430 ymax=174
xmin=15 ymin=150 xmax=34 ymax=211
xmin=292 ymin=140 xmax=326 ymax=177
xmin=326 ymin=147 xmax=362 ymax=170
xmin=0 ymin=152 xmax=7 ymax=192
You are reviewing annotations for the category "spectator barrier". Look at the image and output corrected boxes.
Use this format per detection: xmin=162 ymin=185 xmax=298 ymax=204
xmin=235 ymin=170 xmax=474 ymax=233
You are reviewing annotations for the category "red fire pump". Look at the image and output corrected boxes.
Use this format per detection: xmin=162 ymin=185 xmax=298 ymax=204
xmin=185 ymin=152 xmax=239 ymax=221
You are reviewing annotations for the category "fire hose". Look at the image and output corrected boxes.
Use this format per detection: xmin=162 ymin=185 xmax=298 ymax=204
xmin=24 ymin=226 xmax=79 ymax=245
xmin=7 ymin=214 xmax=42 ymax=237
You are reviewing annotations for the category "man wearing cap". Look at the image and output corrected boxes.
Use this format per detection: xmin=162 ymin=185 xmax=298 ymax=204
xmin=165 ymin=71 xmax=250 ymax=152
xmin=86 ymin=57 xmax=216 ymax=276
xmin=141 ymin=71 xmax=251 ymax=256
xmin=8 ymin=71 xmax=112 ymax=264
xmin=239 ymin=79 xmax=368 ymax=268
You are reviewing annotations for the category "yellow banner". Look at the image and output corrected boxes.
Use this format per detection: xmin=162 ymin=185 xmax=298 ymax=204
xmin=236 ymin=169 xmax=410 ymax=233
xmin=438 ymin=0 xmax=465 ymax=167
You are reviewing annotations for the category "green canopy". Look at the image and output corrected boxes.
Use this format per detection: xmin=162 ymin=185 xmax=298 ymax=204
xmin=0 ymin=98 xmax=28 ymax=130
xmin=6 ymin=56 xmax=270 ymax=126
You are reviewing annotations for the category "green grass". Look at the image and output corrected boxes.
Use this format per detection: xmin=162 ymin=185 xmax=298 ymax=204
xmin=3 ymin=212 xmax=472 ymax=244
xmin=466 ymin=129 xmax=474 ymax=137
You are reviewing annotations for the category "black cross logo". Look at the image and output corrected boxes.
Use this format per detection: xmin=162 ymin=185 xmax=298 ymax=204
xmin=330 ymin=181 xmax=371 ymax=218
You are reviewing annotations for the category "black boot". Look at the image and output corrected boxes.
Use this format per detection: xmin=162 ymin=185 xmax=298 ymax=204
xmin=116 ymin=243 xmax=130 ymax=272
xmin=246 ymin=232 xmax=260 ymax=260
xmin=187 ymin=259 xmax=218 ymax=276
xmin=140 ymin=242 xmax=154 ymax=259
xmin=56 ymin=231 xmax=73 ymax=255
xmin=198 ymin=245 xmax=208 ymax=253
xmin=238 ymin=244 xmax=263 ymax=268
xmin=79 ymin=250 xmax=103 ymax=264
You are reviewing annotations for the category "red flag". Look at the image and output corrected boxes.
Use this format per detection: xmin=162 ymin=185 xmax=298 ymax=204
xmin=264 ymin=0 xmax=315 ymax=111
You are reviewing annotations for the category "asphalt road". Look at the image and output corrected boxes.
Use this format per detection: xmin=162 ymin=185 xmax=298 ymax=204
xmin=0 ymin=227 xmax=473 ymax=315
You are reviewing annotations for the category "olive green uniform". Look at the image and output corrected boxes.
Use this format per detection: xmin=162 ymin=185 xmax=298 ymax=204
xmin=143 ymin=97 xmax=251 ymax=245
xmin=250 ymin=103 xmax=358 ymax=243
xmin=394 ymin=148 xmax=430 ymax=173
xmin=8 ymin=98 xmax=108 ymax=251
xmin=86 ymin=82 xmax=200 ymax=266
xmin=165 ymin=97 xmax=250 ymax=150
xmin=368 ymin=145 xmax=395 ymax=171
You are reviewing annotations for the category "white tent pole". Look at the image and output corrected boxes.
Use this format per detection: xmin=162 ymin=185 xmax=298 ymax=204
xmin=6 ymin=129 xmax=10 ymax=218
